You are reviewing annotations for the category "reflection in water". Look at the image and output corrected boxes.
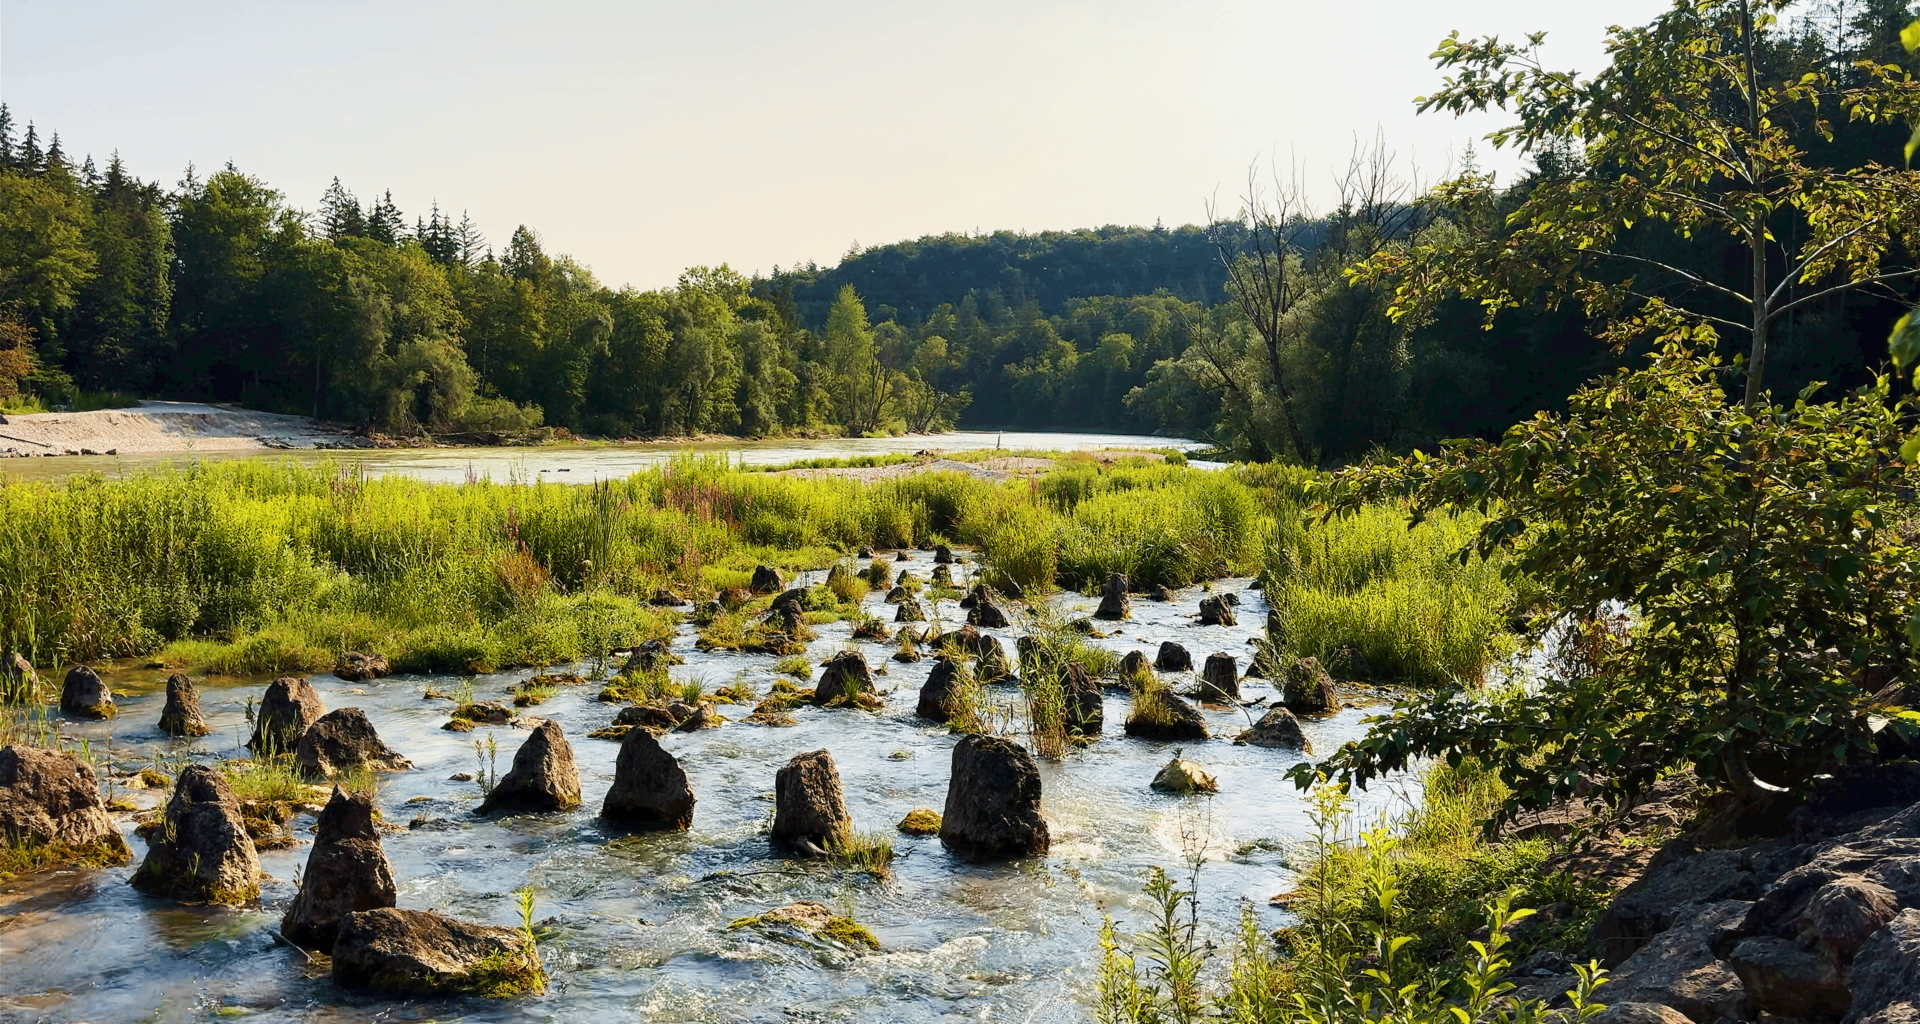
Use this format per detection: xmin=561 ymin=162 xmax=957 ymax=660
xmin=0 ymin=430 xmax=1208 ymax=486
xmin=1 ymin=551 xmax=1418 ymax=1022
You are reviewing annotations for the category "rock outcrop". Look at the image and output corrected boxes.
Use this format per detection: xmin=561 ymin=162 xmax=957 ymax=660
xmin=60 ymin=665 xmax=112 ymax=719
xmin=295 ymin=708 xmax=413 ymax=780
xmin=812 ymin=651 xmax=874 ymax=707
xmin=940 ymin=734 xmax=1049 ymax=859
xmin=1604 ymin=900 xmax=1755 ymax=1022
xmin=1155 ymin=642 xmax=1193 ymax=672
xmin=772 ymin=749 xmax=850 ymax=854
xmin=1282 ymin=657 xmax=1341 ymax=716
xmin=130 ymin=765 xmax=260 ymax=904
xmin=1238 ymin=706 xmax=1310 ymax=751
xmin=602 ymin=727 xmax=695 ymax=830
xmin=249 ymin=676 xmax=327 ymax=754
xmin=157 ymin=673 xmax=212 ymax=737
xmin=0 ymin=744 xmax=131 ymax=868
xmin=749 ymin=564 xmax=784 ymax=594
xmin=281 ymin=787 xmax=398 ymax=951
xmin=332 ymin=907 xmax=541 ymax=996
xmin=475 ymin=720 xmax=581 ymax=814
xmin=333 ymin=652 xmax=391 ymax=682
xmin=1095 ymin=572 xmax=1131 ymax=620
xmin=1199 ymin=653 xmax=1239 ymax=702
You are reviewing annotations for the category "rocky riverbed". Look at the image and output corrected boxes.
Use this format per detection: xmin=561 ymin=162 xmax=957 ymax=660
xmin=0 ymin=549 xmax=1406 ymax=1022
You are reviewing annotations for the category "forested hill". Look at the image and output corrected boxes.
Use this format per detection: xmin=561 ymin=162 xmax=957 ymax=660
xmin=764 ymin=225 xmax=1247 ymax=329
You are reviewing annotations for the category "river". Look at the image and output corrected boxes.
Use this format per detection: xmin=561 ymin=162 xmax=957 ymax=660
xmin=0 ymin=555 xmax=1414 ymax=1023
xmin=0 ymin=430 xmax=1212 ymax=486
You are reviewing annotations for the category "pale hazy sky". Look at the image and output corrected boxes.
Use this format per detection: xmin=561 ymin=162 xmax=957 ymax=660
xmin=2 ymin=0 xmax=1667 ymax=291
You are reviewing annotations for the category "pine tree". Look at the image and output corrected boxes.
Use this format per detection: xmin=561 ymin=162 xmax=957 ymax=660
xmin=316 ymin=176 xmax=365 ymax=240
xmin=20 ymin=123 xmax=42 ymax=175
xmin=0 ymin=105 xmax=14 ymax=172
xmin=366 ymin=189 xmax=405 ymax=244
xmin=456 ymin=211 xmax=486 ymax=266
xmin=43 ymin=133 xmax=65 ymax=174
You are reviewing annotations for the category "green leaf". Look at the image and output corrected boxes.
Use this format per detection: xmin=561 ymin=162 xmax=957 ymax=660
xmin=1908 ymin=124 xmax=1920 ymax=167
xmin=1901 ymin=432 xmax=1920 ymax=466
xmin=1903 ymin=18 xmax=1920 ymax=53
xmin=1893 ymin=308 xmax=1920 ymax=371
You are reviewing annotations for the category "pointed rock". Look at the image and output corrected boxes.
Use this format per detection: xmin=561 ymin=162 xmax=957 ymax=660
xmin=1063 ymin=662 xmax=1103 ymax=735
xmin=918 ymin=658 xmax=962 ymax=723
xmin=966 ymin=594 xmax=1008 ymax=629
xmin=130 ymin=765 xmax=260 ymax=904
xmin=476 ymin=720 xmax=580 ymax=814
xmin=940 ymin=735 xmax=1048 ymax=859
xmin=1155 ymin=641 xmax=1193 ymax=672
xmin=158 ymin=673 xmax=212 ymax=737
xmin=281 ymin=787 xmax=398 ymax=951
xmin=249 ymin=677 xmax=327 ymax=754
xmin=296 ymin=708 xmax=412 ymax=780
xmin=1094 ymin=572 xmax=1130 ymax=620
xmin=1121 ymin=650 xmax=1150 ymax=679
xmin=894 ymin=595 xmax=927 ymax=622
xmin=602 ymin=727 xmax=695 ymax=830
xmin=934 ymin=545 xmax=954 ymax=564
xmin=1199 ymin=653 xmax=1239 ymax=702
xmin=772 ymin=749 xmax=849 ymax=855
xmin=749 ymin=564 xmax=784 ymax=594
xmin=812 ymin=651 xmax=874 ymax=707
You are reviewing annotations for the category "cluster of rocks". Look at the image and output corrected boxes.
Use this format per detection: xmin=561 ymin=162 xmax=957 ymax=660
xmin=1514 ymin=767 xmax=1920 ymax=1024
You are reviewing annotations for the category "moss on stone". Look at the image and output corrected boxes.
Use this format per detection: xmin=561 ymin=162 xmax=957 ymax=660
xmin=897 ymin=808 xmax=943 ymax=835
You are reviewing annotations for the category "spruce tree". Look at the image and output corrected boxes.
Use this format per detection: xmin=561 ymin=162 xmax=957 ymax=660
xmin=20 ymin=123 xmax=42 ymax=175
xmin=316 ymin=176 xmax=365 ymax=240
xmin=0 ymin=105 xmax=14 ymax=172
xmin=366 ymin=189 xmax=405 ymax=244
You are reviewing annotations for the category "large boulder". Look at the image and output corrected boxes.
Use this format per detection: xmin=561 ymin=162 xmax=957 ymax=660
xmin=1197 ymin=595 xmax=1237 ymax=627
xmin=1155 ymin=642 xmax=1193 ymax=672
xmin=332 ymin=907 xmax=542 ymax=996
xmin=1094 ymin=572 xmax=1130 ymax=621
xmin=1238 ymin=707 xmax=1310 ymax=751
xmin=918 ymin=658 xmax=963 ymax=723
xmin=1604 ymin=900 xmax=1754 ymax=1023
xmin=157 ymin=673 xmax=212 ymax=737
xmin=249 ymin=677 xmax=327 ymax=754
xmin=749 ymin=564 xmax=784 ymax=594
xmin=772 ymin=749 xmax=851 ymax=855
xmin=0 ymin=745 xmax=131 ymax=867
xmin=130 ymin=765 xmax=260 ymax=904
xmin=281 ymin=787 xmax=398 ymax=952
xmin=60 ymin=665 xmax=112 ymax=719
xmin=1124 ymin=691 xmax=1209 ymax=741
xmin=1062 ymin=663 xmax=1103 ymax=735
xmin=1199 ymin=653 xmax=1239 ymax=702
xmin=333 ymin=652 xmax=391 ymax=682
xmin=1848 ymin=908 xmax=1920 ymax=1024
xmin=602 ymin=727 xmax=695 ymax=830
xmin=1282 ymin=657 xmax=1341 ymax=716
xmin=295 ymin=708 xmax=413 ymax=780
xmin=475 ymin=720 xmax=581 ymax=814
xmin=812 ymin=651 xmax=874 ymax=707
xmin=940 ymin=734 xmax=1049 ymax=859
xmin=1594 ymin=846 xmax=1765 ymax=964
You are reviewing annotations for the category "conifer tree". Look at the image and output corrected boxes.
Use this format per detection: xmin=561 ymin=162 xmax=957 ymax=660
xmin=316 ymin=177 xmax=365 ymax=240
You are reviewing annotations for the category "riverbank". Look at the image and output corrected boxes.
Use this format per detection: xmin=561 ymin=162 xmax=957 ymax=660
xmin=0 ymin=400 xmax=375 ymax=456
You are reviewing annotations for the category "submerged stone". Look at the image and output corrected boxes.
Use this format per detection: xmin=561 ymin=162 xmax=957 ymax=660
xmin=60 ymin=665 xmax=112 ymax=719
xmin=332 ymin=907 xmax=542 ymax=997
xmin=475 ymin=720 xmax=581 ymax=814
xmin=602 ymin=727 xmax=695 ymax=830
xmin=772 ymin=749 xmax=850 ymax=855
xmin=1151 ymin=757 xmax=1219 ymax=795
xmin=940 ymin=734 xmax=1049 ymax=860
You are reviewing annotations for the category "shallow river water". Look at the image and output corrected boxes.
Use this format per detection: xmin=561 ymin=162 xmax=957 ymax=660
xmin=0 ymin=430 xmax=1208 ymax=486
xmin=0 ymin=551 xmax=1415 ymax=1023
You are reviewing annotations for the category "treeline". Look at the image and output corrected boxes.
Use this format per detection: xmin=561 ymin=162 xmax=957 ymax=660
xmin=0 ymin=117 xmax=971 ymax=437
xmin=3 ymin=0 xmax=1913 ymax=456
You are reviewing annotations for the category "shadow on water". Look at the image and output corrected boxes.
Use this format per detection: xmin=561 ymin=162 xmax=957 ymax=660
xmin=0 ymin=549 xmax=1417 ymax=1022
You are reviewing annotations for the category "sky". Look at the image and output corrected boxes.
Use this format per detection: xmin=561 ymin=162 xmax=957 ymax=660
xmin=2 ymin=0 xmax=1669 ymax=291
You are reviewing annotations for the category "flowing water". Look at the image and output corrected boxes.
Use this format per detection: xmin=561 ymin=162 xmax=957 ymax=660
xmin=0 ymin=552 xmax=1416 ymax=1023
xmin=0 ymin=430 xmax=1209 ymax=486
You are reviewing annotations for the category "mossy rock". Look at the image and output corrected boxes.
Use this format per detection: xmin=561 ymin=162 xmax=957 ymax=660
xmin=897 ymin=808 xmax=942 ymax=835
xmin=728 ymin=901 xmax=879 ymax=951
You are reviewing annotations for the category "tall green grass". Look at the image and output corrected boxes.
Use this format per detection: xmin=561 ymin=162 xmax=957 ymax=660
xmin=1267 ymin=503 xmax=1516 ymax=686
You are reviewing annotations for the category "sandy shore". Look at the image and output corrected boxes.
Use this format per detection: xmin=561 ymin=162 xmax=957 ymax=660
xmin=0 ymin=401 xmax=373 ymax=457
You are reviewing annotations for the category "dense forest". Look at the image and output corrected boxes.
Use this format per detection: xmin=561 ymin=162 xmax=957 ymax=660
xmin=0 ymin=0 xmax=1915 ymax=461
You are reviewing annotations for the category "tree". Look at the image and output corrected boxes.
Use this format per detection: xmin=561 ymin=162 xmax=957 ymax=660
xmin=316 ymin=177 xmax=366 ymax=241
xmin=1205 ymin=166 xmax=1316 ymax=460
xmin=1379 ymin=0 xmax=1920 ymax=410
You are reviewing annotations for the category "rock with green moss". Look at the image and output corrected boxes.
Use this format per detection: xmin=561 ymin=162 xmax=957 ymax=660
xmin=811 ymin=651 xmax=873 ymax=707
xmin=332 ymin=907 xmax=543 ymax=997
xmin=897 ymin=808 xmax=942 ymax=835
xmin=728 ymin=900 xmax=879 ymax=950
xmin=1151 ymin=756 xmax=1219 ymax=795
xmin=158 ymin=673 xmax=211 ymax=737
xmin=130 ymin=765 xmax=260 ymax=905
xmin=60 ymin=665 xmax=113 ymax=719
xmin=0 ymin=744 xmax=133 ymax=877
